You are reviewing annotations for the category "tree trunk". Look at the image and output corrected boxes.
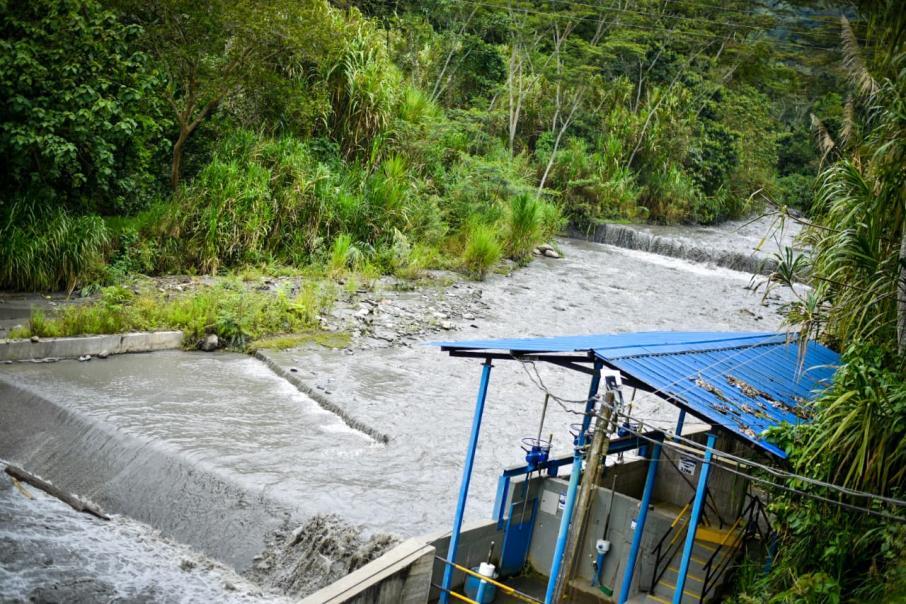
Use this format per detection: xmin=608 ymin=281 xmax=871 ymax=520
xmin=171 ymin=127 xmax=189 ymax=190
xmin=897 ymin=226 xmax=906 ymax=355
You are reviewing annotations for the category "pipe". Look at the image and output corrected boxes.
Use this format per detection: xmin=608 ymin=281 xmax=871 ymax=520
xmin=673 ymin=433 xmax=717 ymax=604
xmin=618 ymin=440 xmax=662 ymax=603
xmin=440 ymin=359 xmax=493 ymax=604
xmin=543 ymin=362 xmax=602 ymax=603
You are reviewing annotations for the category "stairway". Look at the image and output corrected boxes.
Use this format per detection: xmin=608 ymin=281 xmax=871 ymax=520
xmin=642 ymin=525 xmax=743 ymax=604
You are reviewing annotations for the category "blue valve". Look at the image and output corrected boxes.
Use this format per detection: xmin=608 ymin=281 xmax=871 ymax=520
xmin=520 ymin=437 xmax=551 ymax=472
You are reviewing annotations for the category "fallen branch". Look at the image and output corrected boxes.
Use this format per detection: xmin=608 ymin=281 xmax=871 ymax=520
xmin=4 ymin=465 xmax=109 ymax=520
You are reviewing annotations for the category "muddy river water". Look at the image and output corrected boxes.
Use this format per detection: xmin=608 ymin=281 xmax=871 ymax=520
xmin=0 ymin=220 xmax=799 ymax=601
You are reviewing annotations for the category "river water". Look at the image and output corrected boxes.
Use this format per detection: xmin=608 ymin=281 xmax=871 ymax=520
xmin=0 ymin=221 xmax=798 ymax=600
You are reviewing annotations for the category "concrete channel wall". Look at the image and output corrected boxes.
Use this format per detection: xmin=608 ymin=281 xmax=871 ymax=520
xmin=0 ymin=331 xmax=184 ymax=361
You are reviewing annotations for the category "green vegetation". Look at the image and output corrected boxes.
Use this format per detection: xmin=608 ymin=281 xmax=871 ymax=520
xmin=10 ymin=280 xmax=335 ymax=349
xmin=731 ymin=2 xmax=906 ymax=601
xmin=1 ymin=0 xmax=852 ymax=294
xmin=462 ymin=223 xmax=502 ymax=280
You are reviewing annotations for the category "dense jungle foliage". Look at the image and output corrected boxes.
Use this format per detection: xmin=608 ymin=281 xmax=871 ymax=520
xmin=732 ymin=1 xmax=906 ymax=602
xmin=1 ymin=0 xmax=848 ymax=291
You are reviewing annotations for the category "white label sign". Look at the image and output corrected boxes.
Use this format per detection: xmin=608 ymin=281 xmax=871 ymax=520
xmin=558 ymin=493 xmax=567 ymax=510
xmin=678 ymin=457 xmax=697 ymax=476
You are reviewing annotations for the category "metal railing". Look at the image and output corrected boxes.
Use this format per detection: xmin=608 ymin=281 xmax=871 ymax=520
xmin=649 ymin=500 xmax=693 ymax=591
xmin=433 ymin=556 xmax=544 ymax=604
xmin=698 ymin=494 xmax=772 ymax=603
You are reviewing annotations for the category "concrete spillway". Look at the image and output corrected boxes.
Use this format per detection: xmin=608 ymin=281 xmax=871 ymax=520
xmin=0 ymin=352 xmax=373 ymax=571
xmin=569 ymin=215 xmax=801 ymax=276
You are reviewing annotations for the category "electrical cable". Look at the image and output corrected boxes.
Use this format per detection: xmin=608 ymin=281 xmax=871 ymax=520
xmin=506 ymin=342 xmax=906 ymax=512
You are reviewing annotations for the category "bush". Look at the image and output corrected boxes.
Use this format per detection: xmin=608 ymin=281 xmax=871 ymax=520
xmin=775 ymin=173 xmax=815 ymax=211
xmin=503 ymin=193 xmax=561 ymax=264
xmin=0 ymin=0 xmax=167 ymax=213
xmin=0 ymin=198 xmax=109 ymax=291
xmin=462 ymin=223 xmax=501 ymax=280
xmin=540 ymin=137 xmax=643 ymax=224
xmin=327 ymin=233 xmax=363 ymax=277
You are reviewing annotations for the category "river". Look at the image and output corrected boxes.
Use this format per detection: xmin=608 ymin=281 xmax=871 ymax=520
xmin=0 ymin=219 xmax=799 ymax=601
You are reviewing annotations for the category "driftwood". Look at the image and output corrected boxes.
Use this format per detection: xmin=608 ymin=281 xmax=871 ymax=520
xmin=4 ymin=465 xmax=109 ymax=520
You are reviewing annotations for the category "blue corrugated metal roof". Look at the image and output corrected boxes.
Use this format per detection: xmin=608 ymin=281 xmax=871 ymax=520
xmin=434 ymin=331 xmax=840 ymax=458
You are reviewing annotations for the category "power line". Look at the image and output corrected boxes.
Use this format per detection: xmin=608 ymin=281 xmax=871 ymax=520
xmin=613 ymin=421 xmax=906 ymax=524
xmin=508 ymin=342 xmax=906 ymax=515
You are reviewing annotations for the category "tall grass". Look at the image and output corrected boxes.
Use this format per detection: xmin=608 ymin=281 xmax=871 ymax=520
xmin=462 ymin=223 xmax=501 ymax=280
xmin=327 ymin=233 xmax=362 ymax=277
xmin=0 ymin=198 xmax=109 ymax=291
xmin=503 ymin=193 xmax=544 ymax=263
xmin=13 ymin=280 xmax=334 ymax=349
xmin=503 ymin=193 xmax=562 ymax=264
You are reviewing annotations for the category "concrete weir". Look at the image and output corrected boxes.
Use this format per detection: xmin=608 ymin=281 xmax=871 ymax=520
xmin=568 ymin=223 xmax=780 ymax=276
xmin=0 ymin=330 xmax=184 ymax=362
xmin=0 ymin=376 xmax=292 ymax=570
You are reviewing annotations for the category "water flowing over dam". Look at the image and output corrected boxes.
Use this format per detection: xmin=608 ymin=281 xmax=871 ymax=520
xmin=0 ymin=221 xmax=800 ymax=601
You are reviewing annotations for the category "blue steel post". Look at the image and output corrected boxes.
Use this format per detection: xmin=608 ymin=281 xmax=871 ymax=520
xmin=617 ymin=439 xmax=663 ymax=604
xmin=674 ymin=409 xmax=686 ymax=440
xmin=440 ymin=359 xmax=493 ymax=604
xmin=673 ymin=432 xmax=717 ymax=604
xmin=543 ymin=361 xmax=603 ymax=604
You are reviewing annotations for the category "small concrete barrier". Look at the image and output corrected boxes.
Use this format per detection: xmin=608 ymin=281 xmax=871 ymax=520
xmin=0 ymin=331 xmax=184 ymax=362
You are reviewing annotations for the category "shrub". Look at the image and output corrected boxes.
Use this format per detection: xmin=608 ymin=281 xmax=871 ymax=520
xmin=462 ymin=223 xmax=501 ymax=280
xmin=327 ymin=233 xmax=363 ymax=277
xmin=503 ymin=193 xmax=546 ymax=264
xmin=541 ymin=137 xmax=643 ymax=224
xmin=0 ymin=0 xmax=167 ymax=213
xmin=0 ymin=198 xmax=109 ymax=291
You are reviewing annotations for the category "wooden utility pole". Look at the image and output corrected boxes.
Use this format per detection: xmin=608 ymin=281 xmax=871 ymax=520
xmin=554 ymin=391 xmax=614 ymax=602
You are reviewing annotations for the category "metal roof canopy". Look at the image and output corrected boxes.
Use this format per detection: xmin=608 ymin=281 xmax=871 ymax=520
xmin=434 ymin=331 xmax=840 ymax=459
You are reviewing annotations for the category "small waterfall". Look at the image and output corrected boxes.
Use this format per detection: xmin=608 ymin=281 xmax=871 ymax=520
xmin=0 ymin=377 xmax=292 ymax=571
xmin=568 ymin=223 xmax=779 ymax=276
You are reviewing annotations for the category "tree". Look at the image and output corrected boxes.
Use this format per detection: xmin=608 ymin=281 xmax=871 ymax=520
xmin=0 ymin=0 xmax=166 ymax=212
xmin=117 ymin=0 xmax=343 ymax=188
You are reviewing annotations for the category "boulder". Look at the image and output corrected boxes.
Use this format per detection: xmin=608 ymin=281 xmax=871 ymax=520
xmin=199 ymin=334 xmax=219 ymax=352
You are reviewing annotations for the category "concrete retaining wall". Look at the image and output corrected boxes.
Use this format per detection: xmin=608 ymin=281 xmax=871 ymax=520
xmin=0 ymin=331 xmax=183 ymax=361
xmin=254 ymin=350 xmax=390 ymax=444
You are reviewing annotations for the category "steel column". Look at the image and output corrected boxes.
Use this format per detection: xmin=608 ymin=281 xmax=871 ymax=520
xmin=440 ymin=359 xmax=493 ymax=604
xmin=617 ymin=439 xmax=662 ymax=603
xmin=544 ymin=361 xmax=602 ymax=604
xmin=673 ymin=432 xmax=717 ymax=604
xmin=674 ymin=409 xmax=686 ymax=440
